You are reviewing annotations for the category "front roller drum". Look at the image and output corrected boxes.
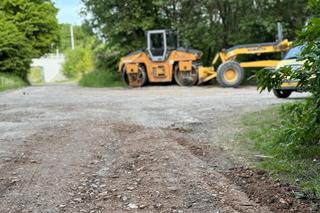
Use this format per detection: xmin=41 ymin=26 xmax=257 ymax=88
xmin=217 ymin=61 xmax=244 ymax=88
xmin=174 ymin=66 xmax=198 ymax=86
xmin=122 ymin=65 xmax=147 ymax=87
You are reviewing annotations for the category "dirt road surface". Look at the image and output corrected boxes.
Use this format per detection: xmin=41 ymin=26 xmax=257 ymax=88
xmin=0 ymin=84 xmax=313 ymax=212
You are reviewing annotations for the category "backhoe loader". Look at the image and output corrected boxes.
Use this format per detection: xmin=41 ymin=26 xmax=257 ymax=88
xmin=118 ymin=30 xmax=202 ymax=87
xmin=198 ymin=23 xmax=292 ymax=87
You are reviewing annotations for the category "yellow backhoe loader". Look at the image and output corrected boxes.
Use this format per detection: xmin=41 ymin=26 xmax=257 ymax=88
xmin=198 ymin=23 xmax=292 ymax=87
xmin=118 ymin=30 xmax=202 ymax=87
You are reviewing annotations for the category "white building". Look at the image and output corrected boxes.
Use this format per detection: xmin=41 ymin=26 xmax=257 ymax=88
xmin=31 ymin=54 xmax=67 ymax=83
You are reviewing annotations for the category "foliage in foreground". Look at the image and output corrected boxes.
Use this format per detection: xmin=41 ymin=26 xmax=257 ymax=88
xmin=0 ymin=73 xmax=27 ymax=91
xmin=257 ymin=1 xmax=320 ymax=116
xmin=255 ymin=3 xmax=320 ymax=198
xmin=79 ymin=70 xmax=124 ymax=88
xmin=241 ymin=103 xmax=320 ymax=199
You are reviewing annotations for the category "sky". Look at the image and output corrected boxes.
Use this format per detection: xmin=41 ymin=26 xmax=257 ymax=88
xmin=54 ymin=0 xmax=83 ymax=24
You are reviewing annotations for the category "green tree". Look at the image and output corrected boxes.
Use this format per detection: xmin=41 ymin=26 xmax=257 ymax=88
xmin=63 ymin=47 xmax=94 ymax=79
xmin=81 ymin=0 xmax=164 ymax=54
xmin=0 ymin=0 xmax=59 ymax=80
xmin=0 ymin=0 xmax=59 ymax=58
xmin=0 ymin=14 xmax=32 ymax=80
xmin=82 ymin=0 xmax=309 ymax=66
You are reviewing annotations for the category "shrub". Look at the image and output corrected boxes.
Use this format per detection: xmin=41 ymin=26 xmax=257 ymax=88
xmin=93 ymin=44 xmax=120 ymax=71
xmin=63 ymin=47 xmax=94 ymax=79
xmin=0 ymin=73 xmax=27 ymax=91
xmin=257 ymin=16 xmax=320 ymax=148
xmin=79 ymin=70 xmax=124 ymax=87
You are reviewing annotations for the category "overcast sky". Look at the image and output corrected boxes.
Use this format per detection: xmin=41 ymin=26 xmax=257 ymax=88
xmin=54 ymin=0 xmax=83 ymax=24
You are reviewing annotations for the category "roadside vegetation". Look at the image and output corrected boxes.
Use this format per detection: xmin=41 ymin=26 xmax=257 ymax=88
xmin=59 ymin=24 xmax=123 ymax=87
xmin=249 ymin=0 xmax=320 ymax=200
xmin=0 ymin=0 xmax=59 ymax=90
xmin=59 ymin=24 xmax=94 ymax=80
xmin=0 ymin=73 xmax=27 ymax=92
xmin=240 ymin=103 xmax=320 ymax=199
xmin=79 ymin=70 xmax=123 ymax=88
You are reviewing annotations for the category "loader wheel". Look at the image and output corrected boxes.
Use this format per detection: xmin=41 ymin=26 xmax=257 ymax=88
xmin=273 ymin=89 xmax=292 ymax=98
xmin=217 ymin=61 xmax=244 ymax=88
xmin=174 ymin=66 xmax=198 ymax=86
xmin=122 ymin=65 xmax=147 ymax=87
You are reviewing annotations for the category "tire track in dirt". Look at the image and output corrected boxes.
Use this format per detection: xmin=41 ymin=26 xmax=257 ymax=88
xmin=171 ymin=127 xmax=314 ymax=212
xmin=63 ymin=123 xmax=274 ymax=212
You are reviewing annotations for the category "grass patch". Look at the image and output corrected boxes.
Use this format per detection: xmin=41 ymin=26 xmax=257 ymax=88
xmin=240 ymin=103 xmax=320 ymax=199
xmin=79 ymin=70 xmax=124 ymax=88
xmin=0 ymin=72 xmax=28 ymax=92
xmin=28 ymin=67 xmax=44 ymax=84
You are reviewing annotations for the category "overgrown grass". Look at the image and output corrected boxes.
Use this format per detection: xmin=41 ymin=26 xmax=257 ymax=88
xmin=240 ymin=102 xmax=320 ymax=199
xmin=79 ymin=70 xmax=124 ymax=88
xmin=0 ymin=73 xmax=28 ymax=92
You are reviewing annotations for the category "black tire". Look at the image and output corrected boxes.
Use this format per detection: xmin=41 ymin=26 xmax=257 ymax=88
xmin=122 ymin=64 xmax=147 ymax=87
xmin=217 ymin=61 xmax=244 ymax=88
xmin=273 ymin=89 xmax=292 ymax=98
xmin=174 ymin=65 xmax=198 ymax=86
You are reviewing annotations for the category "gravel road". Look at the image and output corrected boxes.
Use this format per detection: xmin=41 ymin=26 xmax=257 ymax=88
xmin=0 ymin=84 xmax=312 ymax=212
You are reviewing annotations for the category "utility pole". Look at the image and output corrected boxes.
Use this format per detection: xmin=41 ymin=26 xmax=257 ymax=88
xmin=70 ymin=25 xmax=75 ymax=50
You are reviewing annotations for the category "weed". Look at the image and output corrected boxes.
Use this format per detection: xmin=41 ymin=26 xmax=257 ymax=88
xmin=240 ymin=103 xmax=320 ymax=199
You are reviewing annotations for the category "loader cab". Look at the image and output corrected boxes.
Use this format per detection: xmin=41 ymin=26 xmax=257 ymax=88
xmin=146 ymin=30 xmax=177 ymax=62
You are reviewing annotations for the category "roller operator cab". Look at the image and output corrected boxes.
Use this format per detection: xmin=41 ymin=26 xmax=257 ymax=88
xmin=118 ymin=30 xmax=202 ymax=87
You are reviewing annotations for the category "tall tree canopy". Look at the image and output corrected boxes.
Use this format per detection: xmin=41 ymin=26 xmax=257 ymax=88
xmin=0 ymin=0 xmax=59 ymax=80
xmin=58 ymin=23 xmax=96 ymax=53
xmin=82 ymin=0 xmax=309 ymax=65
xmin=0 ymin=13 xmax=32 ymax=79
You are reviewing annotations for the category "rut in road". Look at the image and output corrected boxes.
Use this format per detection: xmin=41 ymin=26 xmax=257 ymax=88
xmin=64 ymin=123 xmax=310 ymax=213
xmin=0 ymin=84 xmax=312 ymax=212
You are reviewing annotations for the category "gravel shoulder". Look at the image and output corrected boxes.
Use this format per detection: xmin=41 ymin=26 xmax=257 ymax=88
xmin=0 ymin=84 xmax=312 ymax=212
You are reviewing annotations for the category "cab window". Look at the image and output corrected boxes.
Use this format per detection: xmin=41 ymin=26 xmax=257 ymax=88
xmin=150 ymin=33 xmax=164 ymax=56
